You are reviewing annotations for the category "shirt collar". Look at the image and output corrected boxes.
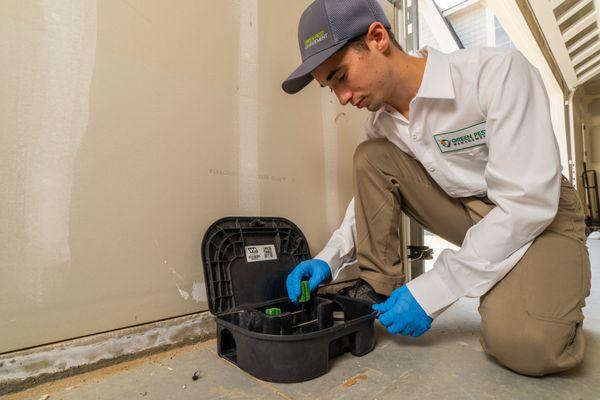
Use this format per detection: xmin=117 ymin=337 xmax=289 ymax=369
xmin=415 ymin=46 xmax=456 ymax=100
xmin=372 ymin=46 xmax=455 ymax=124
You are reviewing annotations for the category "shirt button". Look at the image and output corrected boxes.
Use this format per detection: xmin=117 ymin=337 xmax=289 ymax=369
xmin=428 ymin=166 xmax=435 ymax=173
xmin=449 ymin=191 xmax=456 ymax=196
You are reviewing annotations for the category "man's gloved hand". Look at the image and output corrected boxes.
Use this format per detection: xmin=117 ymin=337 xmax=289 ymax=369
xmin=372 ymin=285 xmax=432 ymax=337
xmin=286 ymin=259 xmax=331 ymax=304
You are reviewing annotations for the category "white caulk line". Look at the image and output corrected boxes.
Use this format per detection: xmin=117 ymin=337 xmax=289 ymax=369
xmin=176 ymin=284 xmax=190 ymax=300
xmin=169 ymin=268 xmax=184 ymax=281
xmin=22 ymin=1 xmax=97 ymax=301
xmin=237 ymin=0 xmax=260 ymax=215
xmin=191 ymin=280 xmax=207 ymax=303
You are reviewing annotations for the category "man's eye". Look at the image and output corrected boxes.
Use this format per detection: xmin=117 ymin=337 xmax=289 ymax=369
xmin=338 ymin=73 xmax=346 ymax=83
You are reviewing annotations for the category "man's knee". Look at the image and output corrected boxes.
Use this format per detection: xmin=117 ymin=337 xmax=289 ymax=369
xmin=481 ymin=312 xmax=584 ymax=376
xmin=353 ymin=139 xmax=391 ymax=171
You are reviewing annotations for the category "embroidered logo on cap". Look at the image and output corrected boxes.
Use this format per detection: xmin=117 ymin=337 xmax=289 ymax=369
xmin=304 ymin=30 xmax=328 ymax=50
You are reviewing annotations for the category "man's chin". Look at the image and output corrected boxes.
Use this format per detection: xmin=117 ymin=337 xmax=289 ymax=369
xmin=367 ymin=101 xmax=384 ymax=112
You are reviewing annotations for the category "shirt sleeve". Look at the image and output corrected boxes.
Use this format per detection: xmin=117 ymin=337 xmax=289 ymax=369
xmin=314 ymin=198 xmax=358 ymax=280
xmin=315 ymin=114 xmax=385 ymax=279
xmin=407 ymin=49 xmax=562 ymax=317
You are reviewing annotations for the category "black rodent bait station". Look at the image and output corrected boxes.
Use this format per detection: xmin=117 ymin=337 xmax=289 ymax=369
xmin=201 ymin=217 xmax=376 ymax=383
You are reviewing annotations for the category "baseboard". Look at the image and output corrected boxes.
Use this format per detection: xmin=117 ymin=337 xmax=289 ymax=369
xmin=0 ymin=312 xmax=216 ymax=395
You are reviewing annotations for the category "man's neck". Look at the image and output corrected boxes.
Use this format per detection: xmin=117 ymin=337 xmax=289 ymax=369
xmin=387 ymin=53 xmax=428 ymax=119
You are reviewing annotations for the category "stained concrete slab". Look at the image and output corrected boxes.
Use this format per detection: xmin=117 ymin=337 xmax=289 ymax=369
xmin=3 ymin=240 xmax=600 ymax=400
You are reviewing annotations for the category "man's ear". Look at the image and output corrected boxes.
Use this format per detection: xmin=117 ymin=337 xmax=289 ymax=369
xmin=366 ymin=22 xmax=390 ymax=53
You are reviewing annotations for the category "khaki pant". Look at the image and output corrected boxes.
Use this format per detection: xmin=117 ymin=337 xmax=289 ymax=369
xmin=354 ymin=138 xmax=591 ymax=376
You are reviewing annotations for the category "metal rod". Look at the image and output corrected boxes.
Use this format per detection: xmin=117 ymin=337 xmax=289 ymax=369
xmin=293 ymin=319 xmax=317 ymax=328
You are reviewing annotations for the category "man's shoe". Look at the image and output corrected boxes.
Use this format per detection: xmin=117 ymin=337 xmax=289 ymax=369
xmin=336 ymin=279 xmax=388 ymax=305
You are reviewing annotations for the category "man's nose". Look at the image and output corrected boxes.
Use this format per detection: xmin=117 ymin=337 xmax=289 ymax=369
xmin=335 ymin=89 xmax=353 ymax=106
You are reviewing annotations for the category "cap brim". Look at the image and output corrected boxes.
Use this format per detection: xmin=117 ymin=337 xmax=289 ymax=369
xmin=282 ymin=40 xmax=349 ymax=94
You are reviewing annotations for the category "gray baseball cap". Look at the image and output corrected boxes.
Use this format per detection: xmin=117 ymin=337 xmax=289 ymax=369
xmin=282 ymin=0 xmax=391 ymax=94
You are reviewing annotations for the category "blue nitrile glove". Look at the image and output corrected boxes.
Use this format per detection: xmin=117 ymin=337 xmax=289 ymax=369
xmin=286 ymin=259 xmax=332 ymax=304
xmin=372 ymin=285 xmax=432 ymax=337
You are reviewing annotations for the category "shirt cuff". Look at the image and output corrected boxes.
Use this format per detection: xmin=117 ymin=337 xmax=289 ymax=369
xmin=406 ymin=268 xmax=459 ymax=318
xmin=314 ymin=246 xmax=342 ymax=280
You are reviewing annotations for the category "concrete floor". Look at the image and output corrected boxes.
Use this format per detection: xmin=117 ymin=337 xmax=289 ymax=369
xmin=4 ymin=241 xmax=600 ymax=400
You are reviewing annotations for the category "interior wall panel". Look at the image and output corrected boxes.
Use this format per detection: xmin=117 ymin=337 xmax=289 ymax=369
xmin=0 ymin=0 xmax=379 ymax=353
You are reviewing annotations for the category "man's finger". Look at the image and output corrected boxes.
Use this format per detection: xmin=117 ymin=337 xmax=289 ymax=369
xmin=412 ymin=327 xmax=427 ymax=337
xmin=373 ymin=297 xmax=394 ymax=313
xmin=400 ymin=325 xmax=413 ymax=336
xmin=378 ymin=310 xmax=395 ymax=327
xmin=388 ymin=322 xmax=402 ymax=335
xmin=307 ymin=276 xmax=321 ymax=292
xmin=286 ymin=275 xmax=299 ymax=303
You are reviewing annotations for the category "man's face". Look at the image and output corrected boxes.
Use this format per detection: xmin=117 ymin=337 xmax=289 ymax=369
xmin=312 ymin=42 xmax=390 ymax=112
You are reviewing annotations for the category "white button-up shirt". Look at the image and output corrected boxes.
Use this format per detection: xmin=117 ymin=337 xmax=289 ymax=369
xmin=315 ymin=46 xmax=562 ymax=317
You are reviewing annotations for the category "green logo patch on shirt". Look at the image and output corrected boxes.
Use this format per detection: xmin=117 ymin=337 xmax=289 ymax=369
xmin=433 ymin=121 xmax=487 ymax=153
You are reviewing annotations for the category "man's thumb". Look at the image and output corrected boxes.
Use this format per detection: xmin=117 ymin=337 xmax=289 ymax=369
xmin=372 ymin=297 xmax=393 ymax=313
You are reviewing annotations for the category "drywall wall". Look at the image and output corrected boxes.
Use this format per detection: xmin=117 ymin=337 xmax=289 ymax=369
xmin=0 ymin=0 xmax=393 ymax=353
